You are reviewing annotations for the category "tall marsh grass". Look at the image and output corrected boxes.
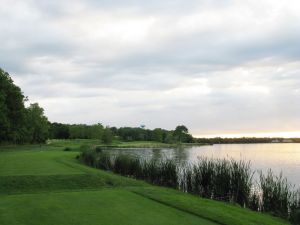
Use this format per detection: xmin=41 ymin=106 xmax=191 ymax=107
xmin=179 ymin=157 xmax=253 ymax=206
xmin=78 ymin=146 xmax=300 ymax=224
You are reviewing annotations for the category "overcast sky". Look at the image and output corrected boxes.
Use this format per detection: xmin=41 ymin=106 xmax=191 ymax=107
xmin=1 ymin=0 xmax=300 ymax=137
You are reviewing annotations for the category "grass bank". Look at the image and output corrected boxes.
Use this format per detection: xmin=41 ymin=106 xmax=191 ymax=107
xmin=0 ymin=142 xmax=291 ymax=225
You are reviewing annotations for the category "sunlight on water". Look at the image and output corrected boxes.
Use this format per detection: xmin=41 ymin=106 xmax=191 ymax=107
xmin=187 ymin=144 xmax=300 ymax=186
xmin=109 ymin=143 xmax=300 ymax=186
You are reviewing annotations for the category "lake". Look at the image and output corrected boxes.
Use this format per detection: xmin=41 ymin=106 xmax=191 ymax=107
xmin=108 ymin=143 xmax=300 ymax=186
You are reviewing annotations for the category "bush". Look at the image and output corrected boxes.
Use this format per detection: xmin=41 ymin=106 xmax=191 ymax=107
xmin=63 ymin=147 xmax=72 ymax=151
xmin=80 ymin=144 xmax=92 ymax=152
xmin=95 ymin=146 xmax=103 ymax=153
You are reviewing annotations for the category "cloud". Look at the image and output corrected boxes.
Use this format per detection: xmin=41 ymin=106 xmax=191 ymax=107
xmin=1 ymin=0 xmax=300 ymax=136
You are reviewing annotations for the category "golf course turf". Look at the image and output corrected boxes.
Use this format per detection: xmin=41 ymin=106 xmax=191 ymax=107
xmin=0 ymin=140 xmax=290 ymax=225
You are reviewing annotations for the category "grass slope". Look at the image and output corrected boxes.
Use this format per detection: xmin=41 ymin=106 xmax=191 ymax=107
xmin=0 ymin=141 xmax=291 ymax=225
xmin=132 ymin=187 xmax=289 ymax=225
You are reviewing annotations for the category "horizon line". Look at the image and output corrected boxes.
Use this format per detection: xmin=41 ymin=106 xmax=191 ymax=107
xmin=194 ymin=131 xmax=300 ymax=139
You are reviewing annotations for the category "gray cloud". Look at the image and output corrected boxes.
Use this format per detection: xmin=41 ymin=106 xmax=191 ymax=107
xmin=1 ymin=0 xmax=300 ymax=136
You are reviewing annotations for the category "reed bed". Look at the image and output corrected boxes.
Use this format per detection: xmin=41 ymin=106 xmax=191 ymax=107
xmin=290 ymin=190 xmax=300 ymax=224
xmin=78 ymin=146 xmax=300 ymax=224
xmin=260 ymin=170 xmax=291 ymax=217
xmin=179 ymin=157 xmax=253 ymax=206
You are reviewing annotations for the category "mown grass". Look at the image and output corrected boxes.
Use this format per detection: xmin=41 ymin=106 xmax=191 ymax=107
xmin=47 ymin=139 xmax=102 ymax=149
xmin=0 ymin=151 xmax=147 ymax=195
xmin=0 ymin=189 xmax=216 ymax=225
xmin=0 ymin=141 xmax=292 ymax=225
xmin=131 ymin=187 xmax=290 ymax=225
xmin=0 ymin=150 xmax=82 ymax=176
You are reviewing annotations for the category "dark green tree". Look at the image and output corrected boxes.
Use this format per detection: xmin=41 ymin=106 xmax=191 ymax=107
xmin=89 ymin=123 xmax=104 ymax=139
xmin=152 ymin=128 xmax=163 ymax=142
xmin=0 ymin=68 xmax=27 ymax=143
xmin=49 ymin=122 xmax=70 ymax=139
xmin=173 ymin=125 xmax=191 ymax=143
xmin=102 ymin=127 xmax=113 ymax=144
xmin=25 ymin=103 xmax=49 ymax=143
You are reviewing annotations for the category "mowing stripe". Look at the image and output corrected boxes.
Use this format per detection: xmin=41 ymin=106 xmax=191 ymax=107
xmin=131 ymin=190 xmax=223 ymax=225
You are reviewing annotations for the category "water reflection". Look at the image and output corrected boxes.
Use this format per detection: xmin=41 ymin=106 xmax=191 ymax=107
xmin=107 ymin=143 xmax=300 ymax=186
xmin=152 ymin=148 xmax=163 ymax=161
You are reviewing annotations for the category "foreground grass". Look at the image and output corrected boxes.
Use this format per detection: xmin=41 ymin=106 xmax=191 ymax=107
xmin=0 ymin=189 xmax=216 ymax=225
xmin=0 ymin=142 xmax=291 ymax=225
xmin=132 ymin=187 xmax=289 ymax=225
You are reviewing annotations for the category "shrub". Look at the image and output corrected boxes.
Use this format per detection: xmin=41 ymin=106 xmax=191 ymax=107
xmin=95 ymin=151 xmax=113 ymax=170
xmin=80 ymin=144 xmax=92 ymax=152
xmin=64 ymin=147 xmax=72 ymax=151
xmin=95 ymin=146 xmax=103 ymax=153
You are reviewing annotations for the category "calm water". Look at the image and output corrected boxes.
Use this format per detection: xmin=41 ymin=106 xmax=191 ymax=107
xmin=108 ymin=144 xmax=300 ymax=186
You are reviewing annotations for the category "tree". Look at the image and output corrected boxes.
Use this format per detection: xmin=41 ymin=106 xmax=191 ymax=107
xmin=173 ymin=125 xmax=190 ymax=143
xmin=49 ymin=122 xmax=70 ymax=139
xmin=0 ymin=68 xmax=27 ymax=143
xmin=89 ymin=123 xmax=104 ymax=139
xmin=0 ymin=91 xmax=8 ymax=141
xmin=102 ymin=127 xmax=113 ymax=144
xmin=152 ymin=128 xmax=163 ymax=142
xmin=164 ymin=132 xmax=174 ymax=144
xmin=25 ymin=103 xmax=49 ymax=143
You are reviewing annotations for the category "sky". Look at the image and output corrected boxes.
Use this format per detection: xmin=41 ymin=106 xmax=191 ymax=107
xmin=1 ymin=0 xmax=300 ymax=137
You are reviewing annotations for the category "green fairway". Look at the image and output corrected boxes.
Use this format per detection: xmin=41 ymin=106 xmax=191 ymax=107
xmin=0 ymin=150 xmax=82 ymax=176
xmin=0 ymin=141 xmax=291 ymax=225
xmin=0 ymin=189 xmax=216 ymax=225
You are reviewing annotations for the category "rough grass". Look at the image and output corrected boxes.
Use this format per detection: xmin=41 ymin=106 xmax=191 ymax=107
xmin=0 ymin=141 xmax=291 ymax=225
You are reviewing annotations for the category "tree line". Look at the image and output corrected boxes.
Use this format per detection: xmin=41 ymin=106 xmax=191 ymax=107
xmin=49 ymin=123 xmax=194 ymax=144
xmin=0 ymin=68 xmax=194 ymax=144
xmin=49 ymin=125 xmax=300 ymax=144
xmin=0 ymin=68 xmax=49 ymax=144
xmin=2 ymin=68 xmax=299 ymax=145
xmin=195 ymin=137 xmax=300 ymax=144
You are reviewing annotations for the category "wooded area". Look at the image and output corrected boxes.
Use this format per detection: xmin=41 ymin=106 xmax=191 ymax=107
xmin=0 ymin=68 xmax=49 ymax=144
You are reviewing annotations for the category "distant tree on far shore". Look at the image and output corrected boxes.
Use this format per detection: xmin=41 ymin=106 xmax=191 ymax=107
xmin=173 ymin=125 xmax=193 ymax=143
xmin=102 ymin=127 xmax=113 ymax=144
